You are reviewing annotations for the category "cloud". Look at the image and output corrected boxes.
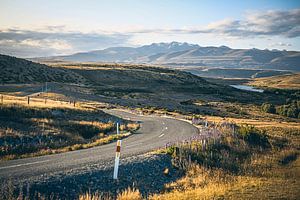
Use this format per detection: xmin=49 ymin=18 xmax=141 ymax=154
xmin=269 ymin=42 xmax=292 ymax=47
xmin=0 ymin=28 xmax=130 ymax=57
xmin=126 ymin=9 xmax=300 ymax=38
xmin=0 ymin=9 xmax=299 ymax=57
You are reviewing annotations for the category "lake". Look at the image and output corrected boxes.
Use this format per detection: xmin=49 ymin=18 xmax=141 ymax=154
xmin=230 ymin=85 xmax=264 ymax=93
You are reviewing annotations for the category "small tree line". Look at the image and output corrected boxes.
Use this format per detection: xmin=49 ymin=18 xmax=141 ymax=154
xmin=261 ymin=100 xmax=300 ymax=119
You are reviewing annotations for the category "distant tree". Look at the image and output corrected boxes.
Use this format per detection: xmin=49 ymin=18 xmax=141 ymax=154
xmin=238 ymin=125 xmax=270 ymax=148
xmin=276 ymin=105 xmax=287 ymax=116
xmin=286 ymin=104 xmax=298 ymax=118
xmin=297 ymin=101 xmax=300 ymax=109
xmin=261 ymin=103 xmax=276 ymax=114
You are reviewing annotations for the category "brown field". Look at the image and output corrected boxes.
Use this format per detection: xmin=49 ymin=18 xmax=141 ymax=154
xmin=248 ymin=73 xmax=300 ymax=89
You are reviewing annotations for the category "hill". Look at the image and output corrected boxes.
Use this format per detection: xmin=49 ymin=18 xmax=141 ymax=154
xmin=0 ymin=55 xmax=274 ymax=114
xmin=0 ymin=54 xmax=86 ymax=84
xmin=38 ymin=42 xmax=300 ymax=72
xmin=43 ymin=42 xmax=199 ymax=63
xmin=0 ymin=54 xmax=291 ymax=114
xmin=248 ymin=73 xmax=300 ymax=89
xmin=182 ymin=67 xmax=293 ymax=79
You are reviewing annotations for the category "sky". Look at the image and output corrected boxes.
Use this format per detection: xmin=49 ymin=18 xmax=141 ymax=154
xmin=0 ymin=0 xmax=300 ymax=57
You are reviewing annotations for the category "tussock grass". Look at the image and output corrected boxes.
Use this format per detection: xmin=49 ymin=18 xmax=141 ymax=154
xmin=151 ymin=123 xmax=299 ymax=200
xmin=117 ymin=188 xmax=142 ymax=200
xmin=79 ymin=191 xmax=106 ymax=200
xmin=78 ymin=188 xmax=142 ymax=200
xmin=0 ymin=98 xmax=139 ymax=160
xmin=75 ymin=122 xmax=299 ymax=200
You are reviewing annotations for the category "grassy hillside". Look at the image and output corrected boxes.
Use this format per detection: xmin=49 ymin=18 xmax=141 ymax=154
xmin=183 ymin=67 xmax=293 ymax=79
xmin=54 ymin=63 xmax=286 ymax=113
xmin=0 ymin=54 xmax=87 ymax=84
xmin=0 ymin=96 xmax=138 ymax=160
xmin=0 ymin=55 xmax=293 ymax=115
xmin=248 ymin=73 xmax=300 ymax=89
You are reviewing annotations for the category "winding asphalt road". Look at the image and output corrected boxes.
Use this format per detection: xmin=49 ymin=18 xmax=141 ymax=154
xmin=0 ymin=109 xmax=198 ymax=181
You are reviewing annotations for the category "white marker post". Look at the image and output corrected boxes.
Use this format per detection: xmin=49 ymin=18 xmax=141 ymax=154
xmin=117 ymin=122 xmax=119 ymax=135
xmin=113 ymin=140 xmax=122 ymax=179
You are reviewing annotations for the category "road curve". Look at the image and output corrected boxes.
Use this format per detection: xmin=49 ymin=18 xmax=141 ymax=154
xmin=0 ymin=109 xmax=199 ymax=181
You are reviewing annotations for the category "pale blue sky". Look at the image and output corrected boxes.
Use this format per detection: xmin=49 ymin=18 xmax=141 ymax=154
xmin=0 ymin=0 xmax=300 ymax=57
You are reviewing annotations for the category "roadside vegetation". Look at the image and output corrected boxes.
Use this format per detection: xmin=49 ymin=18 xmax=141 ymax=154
xmin=155 ymin=125 xmax=298 ymax=199
xmin=0 ymin=101 xmax=139 ymax=161
xmin=74 ymin=121 xmax=299 ymax=200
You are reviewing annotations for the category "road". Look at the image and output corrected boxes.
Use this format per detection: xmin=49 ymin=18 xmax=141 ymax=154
xmin=0 ymin=109 xmax=198 ymax=181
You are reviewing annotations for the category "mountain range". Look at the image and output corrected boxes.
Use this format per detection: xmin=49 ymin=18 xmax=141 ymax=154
xmin=38 ymin=42 xmax=300 ymax=72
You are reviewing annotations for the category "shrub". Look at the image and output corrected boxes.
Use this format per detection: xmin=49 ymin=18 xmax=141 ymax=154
xmin=261 ymin=103 xmax=276 ymax=114
xmin=238 ymin=125 xmax=270 ymax=148
xmin=167 ymin=137 xmax=250 ymax=173
xmin=279 ymin=150 xmax=298 ymax=165
xmin=286 ymin=104 xmax=298 ymax=118
xmin=275 ymin=101 xmax=300 ymax=119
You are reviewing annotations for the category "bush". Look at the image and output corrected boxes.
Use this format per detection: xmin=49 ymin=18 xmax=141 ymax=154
xmin=261 ymin=103 xmax=276 ymax=114
xmin=286 ymin=104 xmax=298 ymax=118
xmin=275 ymin=101 xmax=300 ymax=119
xmin=279 ymin=150 xmax=298 ymax=165
xmin=238 ymin=125 xmax=270 ymax=148
xmin=167 ymin=137 xmax=250 ymax=173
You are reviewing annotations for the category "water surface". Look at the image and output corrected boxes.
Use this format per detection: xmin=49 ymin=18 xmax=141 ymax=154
xmin=230 ymin=85 xmax=264 ymax=93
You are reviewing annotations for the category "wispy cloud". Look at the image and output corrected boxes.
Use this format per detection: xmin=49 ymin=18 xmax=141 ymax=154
xmin=0 ymin=9 xmax=299 ymax=57
xmin=0 ymin=29 xmax=130 ymax=57
xmin=269 ymin=42 xmax=292 ymax=47
xmin=126 ymin=9 xmax=300 ymax=38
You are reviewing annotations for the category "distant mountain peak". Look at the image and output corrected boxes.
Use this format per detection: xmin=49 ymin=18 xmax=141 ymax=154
xmin=38 ymin=42 xmax=300 ymax=72
xmin=219 ymin=45 xmax=231 ymax=49
xmin=147 ymin=41 xmax=199 ymax=48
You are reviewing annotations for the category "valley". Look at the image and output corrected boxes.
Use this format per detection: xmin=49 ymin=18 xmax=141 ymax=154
xmin=1 ymin=1 xmax=300 ymax=199
xmin=0 ymin=54 xmax=299 ymax=199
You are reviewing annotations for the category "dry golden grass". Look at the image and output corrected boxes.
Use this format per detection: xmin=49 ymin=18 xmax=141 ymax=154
xmin=79 ymin=191 xmax=104 ymax=200
xmin=78 ymin=188 xmax=142 ymax=200
xmin=1 ymin=94 xmax=82 ymax=110
xmin=149 ymin=156 xmax=300 ymax=200
xmin=117 ymin=188 xmax=142 ymax=200
xmin=0 ymin=93 xmax=109 ymax=111
xmin=225 ymin=158 xmax=300 ymax=199
xmin=205 ymin=115 xmax=300 ymax=129
xmin=72 ymin=120 xmax=115 ymax=131
xmin=248 ymin=73 xmax=300 ymax=89
xmin=149 ymin=119 xmax=300 ymax=200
